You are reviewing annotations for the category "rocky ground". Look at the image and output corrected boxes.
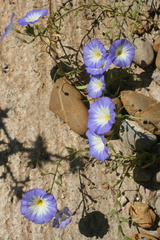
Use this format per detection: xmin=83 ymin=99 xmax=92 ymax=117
xmin=1 ymin=0 xmax=160 ymax=239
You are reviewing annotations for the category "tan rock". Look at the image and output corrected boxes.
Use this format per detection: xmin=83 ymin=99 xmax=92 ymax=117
xmin=153 ymin=37 xmax=160 ymax=52
xmin=157 ymin=227 xmax=160 ymax=235
xmin=128 ymin=233 xmax=158 ymax=240
xmin=130 ymin=23 xmax=145 ymax=35
xmin=120 ymin=90 xmax=160 ymax=135
xmin=156 ymin=48 xmax=160 ymax=70
xmin=49 ymin=77 xmax=89 ymax=135
xmin=129 ymin=202 xmax=156 ymax=228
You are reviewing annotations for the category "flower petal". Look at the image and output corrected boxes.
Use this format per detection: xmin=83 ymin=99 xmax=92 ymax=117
xmin=86 ymin=129 xmax=109 ymax=162
xmin=86 ymin=55 xmax=112 ymax=75
xmin=87 ymin=97 xmax=116 ymax=134
xmin=1 ymin=13 xmax=16 ymax=41
xmin=109 ymin=39 xmax=135 ymax=67
xmin=18 ymin=9 xmax=48 ymax=25
xmin=87 ymin=74 xmax=106 ymax=99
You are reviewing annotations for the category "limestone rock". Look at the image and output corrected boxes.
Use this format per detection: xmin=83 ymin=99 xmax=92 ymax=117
xmin=119 ymin=119 xmax=157 ymax=151
xmin=152 ymin=70 xmax=160 ymax=86
xmin=128 ymin=233 xmax=158 ymax=240
xmin=133 ymin=38 xmax=154 ymax=68
xmin=49 ymin=77 xmax=88 ymax=135
xmin=129 ymin=202 xmax=156 ymax=228
xmin=120 ymin=90 xmax=160 ymax=135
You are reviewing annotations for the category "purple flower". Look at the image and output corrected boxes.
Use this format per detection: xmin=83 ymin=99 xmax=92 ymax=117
xmin=52 ymin=207 xmax=72 ymax=229
xmin=86 ymin=129 xmax=109 ymax=162
xmin=87 ymin=97 xmax=116 ymax=134
xmin=108 ymin=39 xmax=135 ymax=67
xmin=85 ymin=55 xmax=112 ymax=75
xmin=18 ymin=8 xmax=48 ymax=26
xmin=87 ymin=74 xmax=106 ymax=99
xmin=20 ymin=188 xmax=57 ymax=224
xmin=1 ymin=13 xmax=18 ymax=41
xmin=83 ymin=39 xmax=107 ymax=68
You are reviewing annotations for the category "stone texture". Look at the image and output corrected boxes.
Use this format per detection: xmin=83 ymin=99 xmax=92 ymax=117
xmin=128 ymin=233 xmax=158 ymax=240
xmin=152 ymin=70 xmax=160 ymax=86
xmin=120 ymin=119 xmax=157 ymax=151
xmin=130 ymin=202 xmax=156 ymax=228
xmin=156 ymin=48 xmax=160 ymax=70
xmin=153 ymin=37 xmax=160 ymax=52
xmin=155 ymin=198 xmax=160 ymax=216
xmin=133 ymin=167 xmax=152 ymax=182
xmin=133 ymin=38 xmax=154 ymax=68
xmin=49 ymin=77 xmax=89 ymax=135
xmin=121 ymin=90 xmax=160 ymax=135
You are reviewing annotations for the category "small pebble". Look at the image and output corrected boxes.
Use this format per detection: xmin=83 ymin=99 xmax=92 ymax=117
xmin=2 ymin=62 xmax=8 ymax=69
xmin=120 ymin=196 xmax=128 ymax=207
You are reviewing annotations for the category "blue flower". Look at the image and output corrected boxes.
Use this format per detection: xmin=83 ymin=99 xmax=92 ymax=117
xmin=86 ymin=129 xmax=109 ymax=162
xmin=52 ymin=207 xmax=72 ymax=229
xmin=20 ymin=188 xmax=57 ymax=224
xmin=87 ymin=74 xmax=106 ymax=99
xmin=83 ymin=39 xmax=107 ymax=68
xmin=1 ymin=13 xmax=18 ymax=41
xmin=108 ymin=39 xmax=135 ymax=67
xmin=87 ymin=97 xmax=116 ymax=134
xmin=18 ymin=8 xmax=48 ymax=26
xmin=85 ymin=55 xmax=112 ymax=75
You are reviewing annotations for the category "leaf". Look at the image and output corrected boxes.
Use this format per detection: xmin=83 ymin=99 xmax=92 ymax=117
xmin=120 ymin=217 xmax=128 ymax=223
xmin=107 ymin=143 xmax=116 ymax=154
xmin=117 ymin=190 xmax=121 ymax=198
xmin=75 ymin=10 xmax=78 ymax=16
xmin=16 ymin=37 xmax=27 ymax=43
xmin=64 ymin=8 xmax=70 ymax=11
xmin=28 ymin=38 xmax=35 ymax=44
xmin=124 ymin=237 xmax=133 ymax=240
xmin=65 ymin=147 xmax=74 ymax=151
xmin=76 ymin=84 xmax=88 ymax=90
xmin=118 ymin=224 xmax=122 ymax=235
xmin=109 ymin=208 xmax=116 ymax=216
xmin=113 ymin=180 xmax=121 ymax=187
xmin=55 ymin=181 xmax=59 ymax=185
xmin=116 ymin=199 xmax=122 ymax=209
xmin=57 ymin=69 xmax=64 ymax=76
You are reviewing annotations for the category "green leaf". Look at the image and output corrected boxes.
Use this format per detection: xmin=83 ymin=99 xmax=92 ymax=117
xmin=57 ymin=69 xmax=64 ymax=76
xmin=75 ymin=10 xmax=78 ymax=16
xmin=76 ymin=84 xmax=88 ymax=89
xmin=55 ymin=181 xmax=59 ymax=185
xmin=120 ymin=217 xmax=128 ymax=223
xmin=118 ymin=224 xmax=122 ymax=235
xmin=65 ymin=147 xmax=74 ymax=151
xmin=64 ymin=8 xmax=70 ymax=11
xmin=117 ymin=190 xmax=121 ymax=198
xmin=116 ymin=199 xmax=122 ymax=209
xmin=113 ymin=180 xmax=121 ymax=187
xmin=28 ymin=38 xmax=35 ymax=44
xmin=124 ymin=237 xmax=133 ymax=240
xmin=16 ymin=37 xmax=27 ymax=43
xmin=107 ymin=143 xmax=116 ymax=154
xmin=109 ymin=208 xmax=116 ymax=216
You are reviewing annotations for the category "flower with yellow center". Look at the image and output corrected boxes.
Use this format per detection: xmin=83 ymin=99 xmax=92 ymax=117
xmin=21 ymin=188 xmax=57 ymax=224
xmin=83 ymin=39 xmax=107 ymax=68
xmin=108 ymin=39 xmax=135 ymax=67
xmin=87 ymin=74 xmax=106 ymax=99
xmin=87 ymin=97 xmax=116 ymax=134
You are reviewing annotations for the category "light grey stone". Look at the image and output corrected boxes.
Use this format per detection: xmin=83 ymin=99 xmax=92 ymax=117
xmin=152 ymin=70 xmax=160 ymax=86
xmin=2 ymin=62 xmax=8 ymax=69
xmin=133 ymin=38 xmax=154 ymax=68
xmin=120 ymin=196 xmax=128 ymax=207
xmin=120 ymin=119 xmax=157 ymax=151
xmin=125 ymin=202 xmax=131 ymax=215
xmin=155 ymin=198 xmax=160 ymax=216
xmin=153 ymin=169 xmax=160 ymax=183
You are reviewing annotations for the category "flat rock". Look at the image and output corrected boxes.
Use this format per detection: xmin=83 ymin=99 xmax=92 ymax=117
xmin=130 ymin=202 xmax=156 ymax=228
xmin=156 ymin=48 xmax=160 ymax=70
xmin=119 ymin=119 xmax=157 ymax=151
xmin=121 ymin=90 xmax=160 ymax=135
xmin=133 ymin=166 xmax=152 ymax=182
xmin=128 ymin=233 xmax=158 ymax=240
xmin=49 ymin=77 xmax=89 ymax=135
xmin=148 ymin=81 xmax=160 ymax=103
xmin=133 ymin=38 xmax=154 ymax=68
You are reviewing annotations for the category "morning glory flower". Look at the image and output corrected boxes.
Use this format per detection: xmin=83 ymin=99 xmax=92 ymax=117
xmin=85 ymin=55 xmax=112 ymax=75
xmin=18 ymin=8 xmax=48 ymax=26
xmin=87 ymin=74 xmax=106 ymax=99
xmin=86 ymin=129 xmax=109 ymax=162
xmin=83 ymin=39 xmax=107 ymax=68
xmin=108 ymin=39 xmax=135 ymax=67
xmin=1 ymin=13 xmax=20 ymax=41
xmin=87 ymin=97 xmax=116 ymax=134
xmin=52 ymin=207 xmax=72 ymax=229
xmin=20 ymin=188 xmax=57 ymax=224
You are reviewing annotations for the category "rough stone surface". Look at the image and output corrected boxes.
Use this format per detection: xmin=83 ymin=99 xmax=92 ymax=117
xmin=120 ymin=119 xmax=157 ymax=151
xmin=156 ymin=48 xmax=160 ymax=70
xmin=130 ymin=202 xmax=156 ymax=228
xmin=133 ymin=38 xmax=155 ymax=68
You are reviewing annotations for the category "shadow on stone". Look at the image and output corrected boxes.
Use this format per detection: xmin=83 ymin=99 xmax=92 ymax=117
xmin=79 ymin=211 xmax=109 ymax=238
